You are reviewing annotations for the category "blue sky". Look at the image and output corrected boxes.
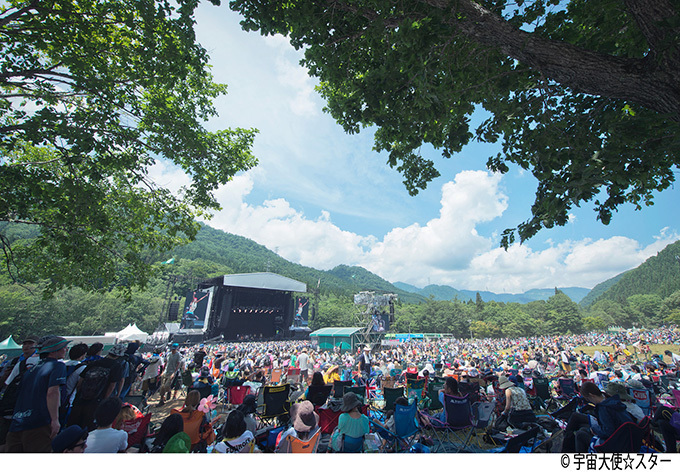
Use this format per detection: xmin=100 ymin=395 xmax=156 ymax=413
xmin=151 ymin=4 xmax=680 ymax=294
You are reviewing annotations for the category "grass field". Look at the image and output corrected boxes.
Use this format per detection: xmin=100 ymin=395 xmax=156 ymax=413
xmin=572 ymin=344 xmax=673 ymax=363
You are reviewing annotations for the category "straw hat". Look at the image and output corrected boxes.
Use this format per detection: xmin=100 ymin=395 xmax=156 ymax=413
xmin=498 ymin=375 xmax=515 ymax=390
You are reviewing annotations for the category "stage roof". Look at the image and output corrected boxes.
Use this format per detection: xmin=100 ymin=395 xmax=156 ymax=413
xmin=310 ymin=327 xmax=364 ymax=337
xmin=215 ymin=272 xmax=307 ymax=293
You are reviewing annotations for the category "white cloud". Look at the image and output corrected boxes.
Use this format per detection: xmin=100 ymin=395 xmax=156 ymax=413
xmin=150 ymin=159 xmax=679 ymax=294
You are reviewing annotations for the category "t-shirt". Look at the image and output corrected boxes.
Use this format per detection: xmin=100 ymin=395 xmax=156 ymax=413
xmin=84 ymin=427 xmax=128 ymax=453
xmin=211 ymin=430 xmax=255 ymax=453
xmin=331 ymin=413 xmax=369 ymax=451
xmin=165 ymin=352 xmax=182 ymax=375
xmin=10 ymin=358 xmax=66 ymax=432
xmin=298 ymin=353 xmax=310 ymax=371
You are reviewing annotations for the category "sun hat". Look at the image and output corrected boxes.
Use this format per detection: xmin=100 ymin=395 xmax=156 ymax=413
xmin=341 ymin=392 xmax=362 ymax=412
xmin=38 ymin=335 xmax=71 ymax=354
xmin=290 ymin=400 xmax=318 ymax=433
xmin=51 ymin=425 xmax=88 ymax=453
xmin=108 ymin=343 xmax=127 ymax=357
xmin=606 ymin=382 xmax=634 ymax=402
xmin=171 ymin=343 xmax=179 ymax=348
xmin=626 ymin=379 xmax=645 ymax=390
xmin=498 ymin=375 xmax=515 ymax=390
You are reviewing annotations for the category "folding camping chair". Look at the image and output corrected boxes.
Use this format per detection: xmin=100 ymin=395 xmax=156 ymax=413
xmin=227 ymin=385 xmax=250 ymax=407
xmin=372 ymin=400 xmax=421 ymax=452
xmin=426 ymin=384 xmax=444 ymax=413
xmin=488 ymin=425 xmax=541 ymax=453
xmin=529 ymin=377 xmax=554 ymax=412
xmin=269 ymin=368 xmax=283 ymax=386
xmin=257 ymin=383 xmax=291 ymax=428
xmin=286 ymin=367 xmax=301 ymax=385
xmin=458 ymin=380 xmax=481 ymax=403
xmin=344 ymin=385 xmax=366 ymax=403
xmin=372 ymin=386 xmax=405 ymax=421
xmin=431 ymin=394 xmax=475 ymax=453
xmin=406 ymin=378 xmax=426 ymax=402
xmin=555 ymin=378 xmax=576 ymax=404
xmin=593 ymin=417 xmax=651 ymax=453
xmin=630 ymin=388 xmax=653 ymax=416
xmin=470 ymin=401 xmax=495 ymax=447
xmin=277 ymin=429 xmax=321 ymax=453
xmin=332 ymin=380 xmax=352 ymax=397
xmin=595 ymin=372 xmax=610 ymax=391
xmin=306 ymin=384 xmax=332 ymax=407
xmin=339 ymin=434 xmax=365 ymax=453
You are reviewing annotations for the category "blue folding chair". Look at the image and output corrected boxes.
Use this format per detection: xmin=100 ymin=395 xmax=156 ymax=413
xmin=340 ymin=434 xmax=365 ymax=453
xmin=371 ymin=400 xmax=421 ymax=452
xmin=431 ymin=394 xmax=475 ymax=453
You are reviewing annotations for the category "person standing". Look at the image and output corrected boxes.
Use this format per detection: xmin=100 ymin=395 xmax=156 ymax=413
xmin=297 ymin=348 xmax=310 ymax=384
xmin=158 ymin=343 xmax=183 ymax=406
xmin=0 ymin=335 xmax=40 ymax=450
xmin=358 ymin=345 xmax=372 ymax=383
xmin=5 ymin=335 xmax=70 ymax=453
xmin=67 ymin=343 xmax=126 ymax=431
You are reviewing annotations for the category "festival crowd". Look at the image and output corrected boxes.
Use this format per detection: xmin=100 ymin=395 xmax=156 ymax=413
xmin=0 ymin=326 xmax=678 ymax=453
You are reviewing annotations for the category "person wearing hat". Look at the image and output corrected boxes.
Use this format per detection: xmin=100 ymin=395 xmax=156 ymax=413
xmin=5 ymin=335 xmax=70 ymax=452
xmin=51 ymin=424 xmax=88 ymax=453
xmin=235 ymin=394 xmax=258 ymax=435
xmin=158 ymin=343 xmax=184 ymax=406
xmin=330 ymin=392 xmax=369 ymax=452
xmin=606 ymin=382 xmax=645 ymax=423
xmin=497 ymin=374 xmax=536 ymax=429
xmin=276 ymin=400 xmax=320 ymax=453
xmin=0 ymin=335 xmax=40 ymax=389
xmin=67 ymin=343 xmax=126 ymax=431
xmin=0 ymin=335 xmax=41 ymax=449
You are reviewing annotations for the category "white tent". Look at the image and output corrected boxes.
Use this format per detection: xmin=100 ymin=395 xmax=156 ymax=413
xmin=115 ymin=323 xmax=149 ymax=342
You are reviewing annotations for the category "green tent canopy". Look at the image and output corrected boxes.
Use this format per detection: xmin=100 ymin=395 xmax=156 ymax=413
xmin=310 ymin=327 xmax=364 ymax=351
xmin=0 ymin=335 xmax=23 ymax=359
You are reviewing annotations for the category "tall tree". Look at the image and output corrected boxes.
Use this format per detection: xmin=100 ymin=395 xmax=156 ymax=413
xmin=230 ymin=0 xmax=680 ymax=246
xmin=1 ymin=0 xmax=257 ymax=293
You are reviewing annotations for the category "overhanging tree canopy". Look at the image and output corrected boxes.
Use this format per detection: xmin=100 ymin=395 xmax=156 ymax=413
xmin=1 ymin=0 xmax=257 ymax=293
xmin=229 ymin=0 xmax=680 ymax=246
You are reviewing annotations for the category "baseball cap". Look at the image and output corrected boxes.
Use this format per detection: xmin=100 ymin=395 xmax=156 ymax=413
xmin=52 ymin=425 xmax=88 ymax=453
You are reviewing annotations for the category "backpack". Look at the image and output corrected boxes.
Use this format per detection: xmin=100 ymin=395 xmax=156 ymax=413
xmin=0 ymin=359 xmax=29 ymax=417
xmin=78 ymin=364 xmax=112 ymax=401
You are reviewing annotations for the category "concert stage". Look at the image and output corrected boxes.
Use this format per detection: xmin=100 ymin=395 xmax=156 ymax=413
xmin=174 ymin=272 xmax=308 ymax=342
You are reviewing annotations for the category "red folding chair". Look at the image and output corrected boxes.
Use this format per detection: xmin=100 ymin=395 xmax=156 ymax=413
xmin=228 ymin=385 xmax=250 ymax=406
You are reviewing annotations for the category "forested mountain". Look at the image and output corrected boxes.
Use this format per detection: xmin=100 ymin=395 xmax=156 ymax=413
xmin=393 ymin=281 xmax=590 ymax=304
xmin=1 ymin=221 xmax=678 ymax=340
xmin=586 ymin=240 xmax=680 ymax=307
xmin=172 ymin=225 xmax=424 ymax=302
xmin=579 ymin=272 xmax=627 ymax=308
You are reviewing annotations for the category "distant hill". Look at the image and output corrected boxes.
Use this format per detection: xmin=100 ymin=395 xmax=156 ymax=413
xmin=585 ymin=240 xmax=680 ymax=306
xmin=393 ymin=282 xmax=590 ymax=304
xmin=579 ymin=272 xmax=627 ymax=308
xmin=173 ymin=225 xmax=425 ymax=302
